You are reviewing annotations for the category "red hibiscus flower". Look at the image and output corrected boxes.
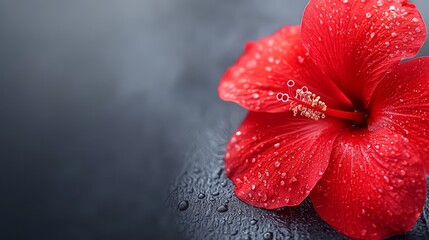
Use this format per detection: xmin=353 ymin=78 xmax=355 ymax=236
xmin=218 ymin=0 xmax=428 ymax=239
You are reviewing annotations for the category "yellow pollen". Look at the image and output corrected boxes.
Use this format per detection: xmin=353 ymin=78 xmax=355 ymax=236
xmin=276 ymin=80 xmax=326 ymax=120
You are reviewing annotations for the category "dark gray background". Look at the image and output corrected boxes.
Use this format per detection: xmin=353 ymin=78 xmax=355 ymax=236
xmin=0 ymin=0 xmax=427 ymax=239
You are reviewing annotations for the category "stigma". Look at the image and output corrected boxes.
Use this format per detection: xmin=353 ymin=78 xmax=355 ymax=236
xmin=276 ymin=80 xmax=327 ymax=121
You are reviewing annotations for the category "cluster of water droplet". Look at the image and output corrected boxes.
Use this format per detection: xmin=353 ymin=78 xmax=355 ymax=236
xmin=276 ymin=80 xmax=327 ymax=120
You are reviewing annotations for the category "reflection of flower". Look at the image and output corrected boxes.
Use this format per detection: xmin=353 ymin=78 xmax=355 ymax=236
xmin=218 ymin=0 xmax=428 ymax=239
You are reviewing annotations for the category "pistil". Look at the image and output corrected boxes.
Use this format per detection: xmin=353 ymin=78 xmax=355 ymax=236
xmin=276 ymin=80 xmax=366 ymax=124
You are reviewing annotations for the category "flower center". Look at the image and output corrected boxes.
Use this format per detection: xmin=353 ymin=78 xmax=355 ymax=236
xmin=276 ymin=80 xmax=366 ymax=124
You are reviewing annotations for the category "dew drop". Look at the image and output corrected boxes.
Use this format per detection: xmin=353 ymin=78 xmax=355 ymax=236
xmin=236 ymin=131 xmax=242 ymax=136
xmin=342 ymin=0 xmax=348 ymax=3
xmin=274 ymin=143 xmax=280 ymax=148
xmin=383 ymin=176 xmax=390 ymax=183
xmin=263 ymin=232 xmax=273 ymax=240
xmin=297 ymin=56 xmax=305 ymax=64
xmin=265 ymin=66 xmax=272 ymax=72
xmin=391 ymin=32 xmax=397 ymax=37
xmin=289 ymin=176 xmax=298 ymax=183
xmin=178 ymin=200 xmax=189 ymax=211
xmin=250 ymin=219 xmax=258 ymax=225
xmin=197 ymin=193 xmax=206 ymax=199
xmin=412 ymin=17 xmax=419 ymax=22
xmin=252 ymin=93 xmax=260 ymax=99
xmin=366 ymin=12 xmax=372 ymax=18
xmin=216 ymin=205 xmax=228 ymax=213
xmin=415 ymin=27 xmax=422 ymax=33
xmin=274 ymin=161 xmax=281 ymax=168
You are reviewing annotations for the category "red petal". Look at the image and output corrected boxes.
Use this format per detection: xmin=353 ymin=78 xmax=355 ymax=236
xmin=369 ymin=57 xmax=429 ymax=172
xmin=302 ymin=0 xmax=427 ymax=108
xmin=311 ymin=128 xmax=426 ymax=240
xmin=225 ymin=112 xmax=345 ymax=209
xmin=218 ymin=25 xmax=353 ymax=113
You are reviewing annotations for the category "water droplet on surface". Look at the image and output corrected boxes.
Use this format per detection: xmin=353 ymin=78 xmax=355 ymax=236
xmin=216 ymin=205 xmax=228 ymax=213
xmin=412 ymin=17 xmax=419 ymax=22
xmin=212 ymin=191 xmax=219 ymax=196
xmin=252 ymin=93 xmax=260 ymax=99
xmin=415 ymin=27 xmax=422 ymax=33
xmin=263 ymin=232 xmax=273 ymax=239
xmin=178 ymin=200 xmax=189 ymax=211
xmin=366 ymin=12 xmax=372 ymax=18
xmin=250 ymin=219 xmax=258 ymax=225
xmin=197 ymin=193 xmax=206 ymax=199
xmin=236 ymin=131 xmax=242 ymax=136
xmin=297 ymin=56 xmax=305 ymax=64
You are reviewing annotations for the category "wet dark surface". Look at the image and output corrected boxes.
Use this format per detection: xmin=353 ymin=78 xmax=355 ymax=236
xmin=168 ymin=117 xmax=429 ymax=240
xmin=0 ymin=0 xmax=428 ymax=239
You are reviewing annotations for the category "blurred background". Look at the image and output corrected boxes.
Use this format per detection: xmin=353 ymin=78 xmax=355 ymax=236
xmin=0 ymin=0 xmax=427 ymax=239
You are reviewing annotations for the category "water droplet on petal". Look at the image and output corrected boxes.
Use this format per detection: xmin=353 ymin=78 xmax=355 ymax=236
xmin=289 ymin=176 xmax=298 ymax=183
xmin=383 ymin=176 xmax=390 ymax=183
xmin=366 ymin=12 xmax=372 ymax=18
